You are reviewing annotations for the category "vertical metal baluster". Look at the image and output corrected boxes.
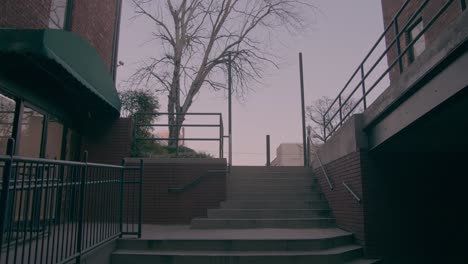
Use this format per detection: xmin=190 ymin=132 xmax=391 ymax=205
xmin=50 ymin=164 xmax=59 ymax=262
xmin=461 ymin=0 xmax=466 ymax=12
xmin=322 ymin=115 xmax=327 ymax=143
xmin=13 ymin=161 xmax=27 ymax=263
xmin=360 ymin=65 xmax=368 ymax=110
xmin=28 ymin=163 xmax=44 ymax=263
xmin=44 ymin=163 xmax=54 ymax=264
xmin=49 ymin=164 xmax=60 ymax=264
xmin=266 ymin=135 xmax=271 ymax=167
xmin=35 ymin=163 xmax=46 ymax=264
xmin=338 ymin=95 xmax=343 ymax=126
xmin=60 ymin=165 xmax=71 ymax=261
xmin=138 ymin=160 xmax=143 ymax=238
xmin=119 ymin=160 xmax=125 ymax=238
xmin=21 ymin=162 xmax=35 ymax=264
xmin=75 ymin=151 xmax=88 ymax=263
xmin=0 ymin=138 xmax=15 ymax=262
xmin=5 ymin=159 xmax=18 ymax=264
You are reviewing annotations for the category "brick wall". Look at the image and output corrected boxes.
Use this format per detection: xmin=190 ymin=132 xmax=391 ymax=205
xmin=0 ymin=0 xmax=119 ymax=71
xmin=70 ymin=0 xmax=118 ymax=70
xmin=82 ymin=117 xmax=133 ymax=165
xmin=381 ymin=0 xmax=464 ymax=82
xmin=314 ymin=151 xmax=365 ymax=245
xmin=0 ymin=0 xmax=52 ymax=29
xmin=126 ymin=159 xmax=227 ymax=225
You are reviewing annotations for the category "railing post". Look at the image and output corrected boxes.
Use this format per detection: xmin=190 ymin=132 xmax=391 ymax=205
xmin=119 ymin=159 xmax=125 ymax=238
xmin=360 ymin=64 xmax=368 ymax=110
xmin=219 ymin=116 xmax=223 ymax=158
xmin=322 ymin=115 xmax=327 ymax=143
xmin=299 ymin=53 xmax=308 ymax=167
xmin=394 ymin=18 xmax=404 ymax=73
xmin=461 ymin=0 xmax=466 ymax=11
xmin=138 ymin=159 xmax=143 ymax=238
xmin=338 ymin=95 xmax=343 ymax=125
xmin=75 ymin=151 xmax=88 ymax=263
xmin=307 ymin=126 xmax=311 ymax=168
xmin=228 ymin=52 xmax=233 ymax=168
xmin=0 ymin=138 xmax=15 ymax=258
xmin=266 ymin=135 xmax=271 ymax=166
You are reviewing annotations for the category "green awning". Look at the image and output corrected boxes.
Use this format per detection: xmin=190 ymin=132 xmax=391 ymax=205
xmin=0 ymin=29 xmax=121 ymax=114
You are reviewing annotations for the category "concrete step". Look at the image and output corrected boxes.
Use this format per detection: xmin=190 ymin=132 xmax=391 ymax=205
xmin=220 ymin=200 xmax=329 ymax=209
xmin=227 ymin=192 xmax=325 ymax=200
xmin=207 ymin=208 xmax=332 ymax=219
xmin=111 ymin=245 xmax=363 ymax=264
xmin=191 ymin=218 xmax=336 ymax=229
xmin=231 ymin=166 xmax=313 ymax=174
xmin=227 ymin=184 xmax=321 ymax=193
xmin=116 ymin=235 xmax=354 ymax=251
xmin=229 ymin=173 xmax=315 ymax=179
xmin=345 ymin=259 xmax=382 ymax=264
xmin=227 ymin=177 xmax=318 ymax=185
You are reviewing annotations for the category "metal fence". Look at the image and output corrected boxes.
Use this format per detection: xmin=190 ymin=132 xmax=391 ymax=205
xmin=0 ymin=139 xmax=142 ymax=264
xmin=133 ymin=112 xmax=229 ymax=159
xmin=323 ymin=0 xmax=466 ymax=141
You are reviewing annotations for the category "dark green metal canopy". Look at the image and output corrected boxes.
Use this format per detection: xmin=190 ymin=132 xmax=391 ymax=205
xmin=0 ymin=29 xmax=121 ymax=114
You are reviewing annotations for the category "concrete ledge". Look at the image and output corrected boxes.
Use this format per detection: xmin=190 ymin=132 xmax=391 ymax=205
xmin=312 ymin=114 xmax=367 ymax=168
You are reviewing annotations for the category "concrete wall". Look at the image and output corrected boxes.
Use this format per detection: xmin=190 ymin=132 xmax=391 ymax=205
xmin=271 ymin=143 xmax=303 ymax=166
xmin=0 ymin=0 xmax=119 ymax=70
xmin=125 ymin=158 xmax=227 ymax=224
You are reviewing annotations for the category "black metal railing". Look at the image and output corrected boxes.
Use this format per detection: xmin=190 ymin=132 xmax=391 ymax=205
xmin=0 ymin=139 xmax=142 ymax=264
xmin=323 ymin=0 xmax=466 ymax=141
xmin=133 ymin=112 xmax=229 ymax=160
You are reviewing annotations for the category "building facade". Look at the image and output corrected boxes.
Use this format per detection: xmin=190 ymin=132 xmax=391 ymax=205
xmin=381 ymin=0 xmax=466 ymax=83
xmin=0 ymin=0 xmax=123 ymax=161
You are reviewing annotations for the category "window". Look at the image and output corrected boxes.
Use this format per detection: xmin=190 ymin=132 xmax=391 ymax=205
xmin=407 ymin=19 xmax=426 ymax=63
xmin=0 ymin=93 xmax=16 ymax=155
xmin=48 ymin=0 xmax=69 ymax=29
xmin=18 ymin=106 xmax=45 ymax=158
xmin=45 ymin=116 xmax=64 ymax=159
xmin=65 ymin=128 xmax=81 ymax=161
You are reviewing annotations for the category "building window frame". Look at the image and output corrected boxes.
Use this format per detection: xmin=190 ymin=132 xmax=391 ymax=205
xmin=48 ymin=0 xmax=74 ymax=30
xmin=406 ymin=17 xmax=426 ymax=64
xmin=0 ymin=86 xmax=78 ymax=160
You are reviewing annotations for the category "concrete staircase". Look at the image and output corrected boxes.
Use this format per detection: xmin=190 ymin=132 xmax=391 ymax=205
xmin=111 ymin=166 xmax=379 ymax=264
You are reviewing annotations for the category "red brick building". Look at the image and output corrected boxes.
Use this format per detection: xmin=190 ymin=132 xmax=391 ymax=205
xmin=381 ymin=0 xmax=466 ymax=82
xmin=0 ymin=0 xmax=122 ymax=75
xmin=0 ymin=0 xmax=124 ymax=161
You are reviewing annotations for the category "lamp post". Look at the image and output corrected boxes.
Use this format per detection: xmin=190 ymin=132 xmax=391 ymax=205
xmin=307 ymin=125 xmax=312 ymax=167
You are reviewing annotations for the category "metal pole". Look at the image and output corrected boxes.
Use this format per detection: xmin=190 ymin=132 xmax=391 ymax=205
xmin=138 ymin=159 xmax=143 ymax=238
xmin=299 ymin=52 xmax=308 ymax=167
xmin=266 ymin=135 xmax=271 ymax=166
xmin=76 ymin=151 xmax=88 ymax=263
xmin=307 ymin=126 xmax=311 ymax=168
xmin=119 ymin=159 xmax=125 ymax=238
xmin=462 ymin=0 xmax=466 ymax=11
xmin=0 ymin=139 xmax=15 ymax=256
xmin=228 ymin=53 xmax=233 ymax=168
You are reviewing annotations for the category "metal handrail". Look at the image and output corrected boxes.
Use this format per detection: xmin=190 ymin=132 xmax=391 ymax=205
xmin=323 ymin=0 xmax=465 ymax=141
xmin=310 ymin=143 xmax=333 ymax=190
xmin=343 ymin=182 xmax=361 ymax=204
xmin=133 ymin=112 xmax=230 ymax=160
xmin=0 ymin=139 xmax=143 ymax=263
xmin=168 ymin=169 xmax=228 ymax=193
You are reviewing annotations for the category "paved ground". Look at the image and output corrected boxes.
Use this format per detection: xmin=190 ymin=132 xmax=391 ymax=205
xmin=137 ymin=224 xmax=351 ymax=240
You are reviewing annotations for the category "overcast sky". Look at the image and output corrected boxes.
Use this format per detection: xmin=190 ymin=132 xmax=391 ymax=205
xmin=117 ymin=1 xmax=387 ymax=165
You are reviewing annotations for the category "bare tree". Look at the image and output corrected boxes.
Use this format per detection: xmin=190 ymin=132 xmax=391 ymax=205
xmin=127 ymin=0 xmax=313 ymax=146
xmin=306 ymin=96 xmax=362 ymax=143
